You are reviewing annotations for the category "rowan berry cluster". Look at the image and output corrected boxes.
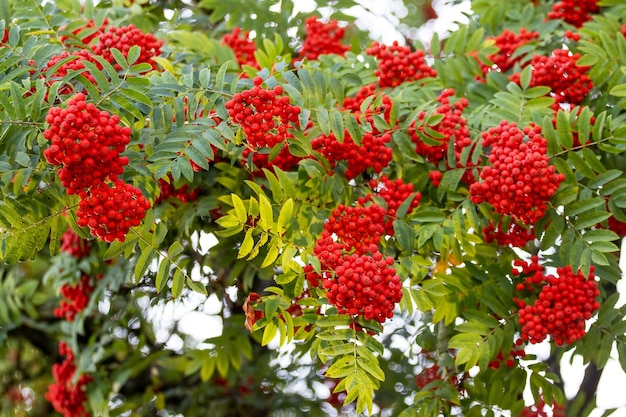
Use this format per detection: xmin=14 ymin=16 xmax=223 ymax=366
xmin=483 ymin=219 xmax=535 ymax=247
xmin=312 ymin=131 xmax=392 ymax=179
xmin=60 ymin=227 xmax=92 ymax=259
xmin=511 ymin=49 xmax=592 ymax=110
xmin=45 ymin=342 xmax=92 ymax=417
xmin=299 ymin=17 xmax=350 ymax=60
xmin=470 ymin=121 xmax=564 ymax=225
xmin=76 ymin=179 xmax=151 ymax=242
xmin=365 ymin=41 xmax=437 ymax=88
xmin=488 ymin=339 xmax=526 ymax=369
xmin=91 ymin=24 xmax=162 ymax=71
xmin=342 ymin=84 xmax=393 ymax=134
xmin=43 ymin=94 xmax=150 ymax=242
xmin=364 ymin=175 xmax=421 ymax=234
xmin=44 ymin=50 xmax=103 ymax=95
xmin=512 ymin=257 xmax=600 ymax=346
xmin=226 ymin=77 xmax=301 ymax=147
xmin=547 ymin=0 xmax=599 ymax=28
xmin=53 ymin=274 xmax=98 ymax=322
xmin=481 ymin=29 xmax=539 ymax=74
xmin=410 ymin=89 xmax=471 ymax=164
xmin=43 ymin=93 xmax=131 ymax=194
xmin=322 ymin=244 xmax=402 ymax=323
xmin=222 ymin=27 xmax=259 ymax=69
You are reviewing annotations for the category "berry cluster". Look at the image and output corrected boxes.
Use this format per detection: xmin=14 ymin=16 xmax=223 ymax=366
xmin=76 ymin=180 xmax=151 ymax=242
xmin=312 ymin=131 xmax=392 ymax=179
xmin=44 ymin=50 xmax=103 ymax=95
xmin=342 ymin=84 xmax=394 ymax=134
xmin=365 ymin=41 xmax=437 ymax=88
xmin=470 ymin=121 xmax=564 ymax=225
xmin=45 ymin=342 xmax=92 ymax=417
xmin=483 ymin=219 xmax=535 ymax=247
xmin=322 ymin=204 xmax=387 ymax=253
xmin=321 ymin=244 xmax=402 ymax=323
xmin=226 ymin=77 xmax=301 ymax=147
xmin=364 ymin=175 xmax=421 ymax=234
xmin=60 ymin=227 xmax=92 ymax=258
xmin=521 ymin=396 xmax=565 ymax=417
xmin=299 ymin=17 xmax=350 ymax=60
xmin=43 ymin=94 xmax=150 ymax=242
xmin=53 ymin=274 xmax=97 ymax=322
xmin=91 ymin=24 xmax=162 ymax=71
xmin=512 ymin=257 xmax=600 ymax=346
xmin=488 ymin=339 xmax=526 ymax=369
xmin=511 ymin=49 xmax=592 ymax=110
xmin=547 ymin=0 xmax=599 ymax=28
xmin=481 ymin=29 xmax=539 ymax=74
xmin=222 ymin=27 xmax=259 ymax=69
xmin=43 ymin=93 xmax=131 ymax=194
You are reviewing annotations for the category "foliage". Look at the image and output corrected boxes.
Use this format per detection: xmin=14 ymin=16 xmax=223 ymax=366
xmin=1 ymin=0 xmax=626 ymax=416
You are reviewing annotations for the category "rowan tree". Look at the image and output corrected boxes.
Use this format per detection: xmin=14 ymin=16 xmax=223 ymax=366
xmin=1 ymin=0 xmax=626 ymax=416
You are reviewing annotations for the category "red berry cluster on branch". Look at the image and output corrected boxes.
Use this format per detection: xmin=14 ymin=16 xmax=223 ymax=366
xmin=299 ymin=17 xmax=350 ymax=60
xmin=511 ymin=49 xmax=592 ymax=110
xmin=483 ymin=219 xmax=535 ymax=247
xmin=222 ymin=27 xmax=259 ymax=69
xmin=53 ymin=274 xmax=99 ymax=322
xmin=365 ymin=41 xmax=437 ymax=88
xmin=470 ymin=121 xmax=564 ymax=225
xmin=60 ymin=227 xmax=92 ymax=258
xmin=312 ymin=130 xmax=392 ymax=179
xmin=323 ymin=204 xmax=387 ymax=253
xmin=226 ymin=77 xmax=300 ymax=147
xmin=481 ymin=29 xmax=539 ymax=74
xmin=547 ymin=0 xmax=599 ymax=28
xmin=91 ymin=24 xmax=162 ymax=71
xmin=43 ymin=94 xmax=150 ymax=242
xmin=76 ymin=180 xmax=151 ymax=242
xmin=512 ymin=257 xmax=600 ymax=346
xmin=43 ymin=93 xmax=131 ymax=194
xmin=45 ymin=342 xmax=92 ymax=417
xmin=322 ymin=245 xmax=402 ymax=322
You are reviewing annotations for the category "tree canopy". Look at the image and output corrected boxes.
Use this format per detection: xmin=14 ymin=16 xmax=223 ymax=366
xmin=1 ymin=0 xmax=626 ymax=416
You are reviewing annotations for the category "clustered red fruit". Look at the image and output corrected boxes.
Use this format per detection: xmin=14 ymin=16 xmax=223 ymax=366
xmin=321 ymin=244 xmax=402 ymax=322
xmin=156 ymin=176 xmax=199 ymax=204
xmin=365 ymin=41 xmax=437 ymax=88
xmin=483 ymin=219 xmax=535 ymax=247
xmin=511 ymin=49 xmax=592 ymax=111
xmin=225 ymin=77 xmax=302 ymax=173
xmin=513 ymin=256 xmax=600 ymax=346
xmin=43 ymin=94 xmax=150 ymax=242
xmin=299 ymin=17 xmax=350 ymax=60
xmin=91 ymin=24 xmax=162 ymax=71
xmin=43 ymin=50 xmax=103 ymax=95
xmin=547 ymin=0 xmax=599 ymax=28
xmin=470 ymin=121 xmax=564 ymax=225
xmin=488 ymin=339 xmax=526 ymax=369
xmin=45 ymin=342 xmax=92 ymax=417
xmin=54 ymin=275 xmax=97 ymax=322
xmin=342 ymin=84 xmax=394 ymax=134
xmin=481 ymin=29 xmax=539 ymax=74
xmin=312 ymin=131 xmax=392 ymax=179
xmin=43 ymin=93 xmax=131 ymax=195
xmin=60 ymin=227 xmax=92 ymax=258
xmin=76 ymin=180 xmax=151 ymax=242
xmin=321 ymin=204 xmax=387 ymax=254
xmin=364 ymin=175 xmax=421 ymax=234
xmin=222 ymin=27 xmax=259 ymax=69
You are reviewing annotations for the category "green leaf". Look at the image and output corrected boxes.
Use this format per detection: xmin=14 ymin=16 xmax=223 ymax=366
xmin=317 ymin=315 xmax=354 ymax=327
xmin=276 ymin=198 xmax=293 ymax=236
xmin=171 ymin=268 xmax=184 ymax=299
xmin=134 ymin=249 xmax=156 ymax=283
xmin=320 ymin=343 xmax=355 ymax=357
xmin=262 ymin=321 xmax=277 ymax=346
xmin=258 ymin=194 xmax=273 ymax=232
xmin=260 ymin=236 xmax=281 ymax=268
xmin=238 ymin=228 xmax=255 ymax=259
xmin=155 ymin=259 xmax=171 ymax=293
xmin=231 ymin=194 xmax=247 ymax=224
